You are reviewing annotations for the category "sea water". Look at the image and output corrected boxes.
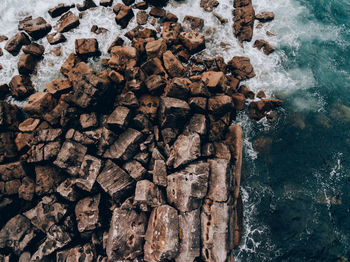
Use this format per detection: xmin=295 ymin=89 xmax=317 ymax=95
xmin=0 ymin=0 xmax=349 ymax=261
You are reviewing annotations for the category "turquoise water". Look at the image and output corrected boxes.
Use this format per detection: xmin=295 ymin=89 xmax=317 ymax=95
xmin=236 ymin=0 xmax=350 ymax=261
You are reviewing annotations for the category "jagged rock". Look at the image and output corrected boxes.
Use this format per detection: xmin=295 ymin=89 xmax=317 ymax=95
xmin=104 ymin=128 xmax=143 ymax=161
xmin=253 ymin=39 xmax=275 ymax=55
xmin=256 ymin=90 xmax=266 ymax=99
xmin=100 ymin=0 xmax=113 ymax=7
xmin=164 ymin=77 xmax=191 ymax=99
xmin=57 ymin=178 xmax=78 ymax=201
xmin=0 ymin=101 xmax=22 ymax=130
xmin=22 ymin=43 xmax=44 ymax=57
xmin=152 ymin=159 xmax=167 ymax=187
xmin=4 ymin=32 xmax=30 ymax=56
xmin=233 ymin=0 xmax=255 ymax=42
xmin=60 ymin=53 xmax=81 ymax=76
xmin=123 ymin=160 xmax=146 ymax=180
xmin=0 ymin=214 xmax=36 ymax=254
xmin=113 ymin=3 xmax=134 ymax=28
xmin=107 ymin=106 xmax=131 ymax=129
xmin=18 ymin=118 xmax=40 ymax=132
xmin=145 ymin=74 xmax=166 ymax=95
xmin=179 ymin=31 xmax=205 ymax=54
xmin=18 ymin=252 xmax=31 ymax=262
xmin=160 ymin=97 xmax=191 ymax=128
xmin=134 ymin=180 xmax=165 ymax=207
xmin=35 ymin=165 xmax=62 ymax=195
xmin=108 ymin=36 xmax=124 ymax=53
xmin=75 ymin=194 xmax=100 ymax=233
xmin=138 ymin=95 xmax=160 ymax=120
xmin=31 ymin=225 xmax=71 ymax=262
xmin=18 ymin=176 xmax=35 ymax=201
xmin=17 ymin=54 xmax=36 ymax=75
xmin=56 ymin=11 xmax=80 ymax=33
xmin=22 ymin=92 xmax=56 ymax=116
xmin=201 ymin=198 xmax=235 ymax=262
xmin=24 ymin=196 xmax=67 ymax=232
xmin=238 ymin=85 xmax=255 ymax=99
xmin=109 ymin=46 xmax=137 ymax=71
xmin=231 ymin=93 xmax=246 ymax=110
xmin=46 ymin=32 xmax=66 ymax=45
xmin=26 ymin=141 xmax=61 ymax=163
xmin=255 ymin=11 xmax=275 ymax=22
xmin=9 ymin=75 xmax=34 ymax=100
xmin=97 ymin=160 xmax=134 ymax=200
xmin=145 ymin=39 xmax=167 ymax=59
xmin=137 ymin=10 xmax=148 ymax=25
xmin=54 ymin=141 xmax=87 ymax=176
xmin=75 ymin=155 xmax=102 ymax=191
xmin=149 ymin=7 xmax=166 ymax=18
xmin=122 ymin=0 xmax=135 ymax=5
xmin=79 ymin=113 xmax=98 ymax=129
xmin=189 ymin=97 xmax=208 ymax=113
xmin=163 ymin=50 xmax=186 ymax=78
xmin=167 ymin=132 xmax=201 ymax=169
xmin=4 ymin=179 xmax=21 ymax=195
xmin=57 ymin=244 xmax=95 ymax=261
xmin=200 ymin=0 xmax=219 ymax=12
xmin=213 ymin=142 xmax=231 ymax=160
xmin=91 ymin=25 xmax=108 ymax=34
xmin=0 ymin=35 xmax=8 ymax=42
xmin=162 ymin=22 xmax=182 ymax=45
xmin=185 ymin=114 xmax=207 ymax=135
xmin=248 ymin=99 xmax=283 ymax=120
xmin=48 ymin=3 xmax=74 ymax=18
xmin=164 ymin=12 xmax=178 ymax=22
xmin=144 ymin=205 xmax=179 ymax=262
xmin=46 ymin=78 xmax=72 ymax=97
xmin=0 ymin=133 xmax=17 ymax=163
xmin=141 ymin=57 xmax=167 ymax=78
xmin=228 ymin=56 xmax=255 ymax=80
xmin=18 ymin=16 xmax=52 ymax=40
xmin=167 ymin=162 xmax=209 ymax=212
xmin=208 ymin=94 xmax=234 ymax=118
xmin=134 ymin=1 xmax=148 ymax=9
xmin=106 ymin=205 xmax=147 ymax=261
xmin=183 ymin=16 xmax=204 ymax=30
xmin=161 ymin=128 xmax=178 ymax=145
xmin=201 ymin=71 xmax=226 ymax=92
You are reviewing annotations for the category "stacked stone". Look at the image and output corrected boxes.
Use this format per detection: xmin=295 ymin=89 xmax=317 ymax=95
xmin=0 ymin=1 xmax=282 ymax=261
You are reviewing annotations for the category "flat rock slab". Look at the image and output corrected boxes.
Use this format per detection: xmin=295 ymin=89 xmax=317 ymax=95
xmin=56 ymin=11 xmax=80 ymax=33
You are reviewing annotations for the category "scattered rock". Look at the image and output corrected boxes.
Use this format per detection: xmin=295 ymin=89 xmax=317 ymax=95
xmin=19 ymin=16 xmax=52 ymax=40
xmin=123 ymin=160 xmax=146 ymax=180
xmin=56 ymin=244 xmax=95 ymax=261
xmin=163 ymin=50 xmax=186 ymax=77
xmin=17 ymin=54 xmax=36 ymax=75
xmin=48 ymin=4 xmax=74 ymax=18
xmin=22 ymin=43 xmax=44 ymax=57
xmin=77 ymin=0 xmax=97 ymax=11
xmin=56 ymin=11 xmax=80 ymax=33
xmin=179 ymin=31 xmax=205 ymax=54
xmin=5 ymin=32 xmax=31 ymax=56
xmin=253 ymin=39 xmax=275 ymax=55
xmin=200 ymin=0 xmax=219 ymax=12
xmin=113 ymin=3 xmax=134 ymax=28
xmin=255 ymin=11 xmax=275 ymax=22
xmin=228 ymin=56 xmax=255 ymax=80
xmin=183 ymin=16 xmax=204 ymax=30
xmin=160 ymin=97 xmax=191 ymax=128
xmin=248 ymin=98 xmax=283 ymax=120
xmin=46 ymin=32 xmax=66 ymax=45
xmin=145 ymin=39 xmax=167 ymax=59
xmin=9 ymin=75 xmax=34 ymax=100
xmin=233 ymin=0 xmax=255 ymax=42
xmin=100 ymin=0 xmax=113 ymax=7
xmin=75 ymin=38 xmax=100 ymax=57
xmin=75 ymin=194 xmax=101 ymax=233
xmin=150 ymin=7 xmax=166 ymax=18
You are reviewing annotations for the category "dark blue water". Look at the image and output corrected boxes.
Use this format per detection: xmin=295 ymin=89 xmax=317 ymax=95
xmin=236 ymin=0 xmax=350 ymax=261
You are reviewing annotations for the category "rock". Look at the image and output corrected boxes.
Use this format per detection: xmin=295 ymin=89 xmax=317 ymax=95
xmin=201 ymin=71 xmax=226 ymax=92
xmin=56 ymin=244 xmax=95 ymax=262
xmin=233 ymin=0 xmax=255 ymax=42
xmin=75 ymin=38 xmax=100 ymax=57
xmin=19 ymin=252 xmax=31 ymax=262
xmin=108 ymin=36 xmax=124 ymax=53
xmin=213 ymin=12 xmax=229 ymax=24
xmin=22 ymin=92 xmax=56 ymax=116
xmin=163 ymin=50 xmax=186 ymax=78
xmin=60 ymin=53 xmax=81 ymax=76
xmin=255 ymin=11 xmax=275 ymax=22
xmin=17 ymin=54 xmax=36 ymax=75
xmin=167 ymin=162 xmax=209 ymax=212
xmin=162 ymin=22 xmax=182 ymax=45
xmin=46 ymin=32 xmax=66 ymax=45
xmin=228 ymin=56 xmax=255 ymax=80
xmin=18 ymin=118 xmax=40 ymax=132
xmin=149 ymin=7 xmax=166 ymax=18
xmin=164 ymin=12 xmax=178 ymax=22
xmin=77 ymin=0 xmax=97 ymax=11
xmin=0 ymin=133 xmax=17 ymax=163
xmin=46 ymin=78 xmax=72 ymax=96
xmin=183 ymin=16 xmax=204 ymax=30
xmin=97 ymin=160 xmax=134 ymax=200
xmin=0 ymin=35 xmax=8 ymax=42
xmin=231 ymin=93 xmax=246 ymax=110
xmin=134 ymin=1 xmax=148 ymax=9
xmin=48 ymin=3 xmax=74 ymax=18
xmin=122 ymin=0 xmax=135 ymax=5
xmin=145 ymin=75 xmax=166 ymax=95
xmin=144 ymin=207 xmax=179 ymax=262
xmin=123 ymin=160 xmax=146 ymax=180
xmin=141 ymin=57 xmax=167 ymax=78
xmin=134 ymin=180 xmax=164 ymax=207
xmin=19 ymin=16 xmax=52 ymax=40
xmin=113 ymin=3 xmax=134 ymax=28
xmin=145 ymin=39 xmax=167 ymax=59
xmin=26 ymin=141 xmax=61 ymax=163
xmin=253 ymin=39 xmax=275 ymax=55
xmin=137 ymin=10 xmax=148 ymax=25
xmin=256 ymin=90 xmax=266 ymax=99
xmin=24 ymin=196 xmax=67 ymax=232
xmin=152 ymin=159 xmax=167 ymax=187
xmin=56 ymin=179 xmax=78 ymax=201
xmin=106 ymin=206 xmax=147 ymax=261
xmin=238 ymin=85 xmax=255 ymax=99
xmin=201 ymin=198 xmax=235 ymax=262
xmin=54 ymin=141 xmax=87 ymax=176
xmin=22 ymin=43 xmax=44 ymax=57
xmin=35 ymin=165 xmax=62 ymax=195
xmin=164 ymin=77 xmax=191 ymax=99
xmin=176 ymin=208 xmax=201 ymax=262
xmin=138 ymin=95 xmax=160 ymax=120
xmin=100 ymin=0 xmax=113 ymax=7
xmin=185 ymin=114 xmax=207 ymax=135
xmin=248 ymin=99 xmax=283 ymax=120
xmin=208 ymin=94 xmax=234 ymax=118
xmin=91 ymin=25 xmax=109 ymax=34
xmin=200 ymin=0 xmax=219 ymax=12
xmin=75 ymin=194 xmax=100 ymax=233
xmin=109 ymin=46 xmax=137 ymax=71
xmin=0 ymin=214 xmax=36 ymax=254
xmin=167 ymin=132 xmax=201 ymax=169
xmin=75 ymin=155 xmax=102 ymax=192
xmin=160 ymin=97 xmax=191 ymax=128
xmin=107 ymin=106 xmax=131 ymax=129
xmin=161 ymin=128 xmax=179 ymax=144
xmin=4 ymin=32 xmax=31 ymax=56
xmin=31 ymin=225 xmax=71 ymax=262
xmin=56 ymin=11 xmax=80 ymax=33
xmin=80 ymin=113 xmax=98 ymax=129
xmin=179 ymin=31 xmax=205 ymax=54
xmin=18 ymin=176 xmax=35 ymax=201
xmin=4 ymin=179 xmax=21 ymax=195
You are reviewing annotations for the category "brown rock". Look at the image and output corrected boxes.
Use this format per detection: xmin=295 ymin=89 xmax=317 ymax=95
xmin=107 ymin=106 xmax=131 ymax=129
xmin=122 ymin=0 xmax=135 ymax=5
xmin=77 ymin=0 xmax=97 ymax=11
xmin=75 ymin=38 xmax=100 ymax=57
xmin=160 ymin=97 xmax=191 ymax=128
xmin=233 ymin=0 xmax=255 ymax=42
xmin=35 ymin=165 xmax=62 ymax=195
xmin=163 ymin=50 xmax=186 ymax=78
xmin=164 ymin=12 xmax=178 ymax=22
xmin=144 ymin=205 xmax=179 ymax=262
xmin=19 ymin=16 xmax=52 ymax=40
xmin=56 ymin=11 xmax=80 ymax=33
xmin=256 ymin=90 xmax=266 ymax=98
xmin=26 ymin=141 xmax=61 ymax=163
xmin=0 ymin=35 xmax=8 ymax=42
xmin=189 ymin=97 xmax=207 ymax=113
xmin=200 ymin=0 xmax=219 ymax=12
xmin=138 ymin=95 xmax=159 ymax=121
xmin=9 ymin=75 xmax=34 ymax=100
xmin=231 ymin=93 xmax=246 ymax=110
xmin=4 ymin=180 xmax=21 ymax=195
xmin=201 ymin=71 xmax=226 ymax=92
xmin=109 ymin=46 xmax=137 ymax=71
xmin=108 ymin=36 xmax=124 ymax=53
xmin=208 ymin=94 xmax=234 ymax=118
xmin=248 ymin=98 xmax=283 ymax=120
xmin=150 ymin=7 xmax=166 ymax=18
xmin=123 ymin=160 xmax=146 ymax=180
xmin=60 ymin=53 xmax=81 ymax=76
xmin=17 ymin=54 xmax=36 ymax=75
xmin=113 ymin=3 xmax=134 ymax=28
xmin=75 ymin=194 xmax=100 ymax=233
xmin=134 ymin=180 xmax=165 ymax=207
xmin=46 ymin=78 xmax=72 ymax=96
xmin=0 ymin=133 xmax=17 ymax=163
xmin=179 ymin=31 xmax=205 ymax=54
xmin=137 ymin=10 xmax=148 ymax=25
xmin=152 ymin=159 xmax=167 ymax=187
xmin=253 ymin=39 xmax=275 ymax=55
xmin=57 ymin=179 xmax=78 ymax=201
xmin=256 ymin=11 xmax=275 ymax=22
xmin=75 ymin=155 xmax=101 ymax=192
xmin=100 ymin=0 xmax=113 ymax=6
xmin=56 ymin=244 xmax=95 ymax=262
xmin=91 ymin=25 xmax=108 ymax=34
xmin=18 ymin=118 xmax=40 ymax=132
xmin=14 ymin=132 xmax=33 ymax=152
xmin=162 ymin=22 xmax=182 ymax=45
xmin=141 ymin=57 xmax=167 ymax=78
xmin=185 ymin=113 xmax=207 ymax=135
xmin=228 ymin=56 xmax=256 ymax=80
xmin=0 ymin=84 xmax=9 ymax=99
xmin=48 ymin=3 xmax=74 ymax=18
xmin=5 ymin=32 xmax=31 ymax=56
xmin=46 ymin=32 xmax=66 ymax=45
xmin=183 ymin=16 xmax=204 ymax=30
xmin=0 ymin=101 xmax=22 ymax=130
xmin=164 ymin=77 xmax=191 ymax=99
xmin=145 ymin=39 xmax=167 ymax=59
xmin=214 ymin=12 xmax=229 ymax=24
xmin=22 ymin=43 xmax=45 ymax=57
xmin=22 ymin=92 xmax=56 ymax=116
xmin=238 ymin=85 xmax=255 ymax=99
xmin=145 ymin=75 xmax=166 ymax=95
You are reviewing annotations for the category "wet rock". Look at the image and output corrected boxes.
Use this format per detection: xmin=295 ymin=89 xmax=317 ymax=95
xmin=107 ymin=106 xmax=131 ymax=129
xmin=0 ymin=133 xmax=17 ymax=163
xmin=106 ymin=205 xmax=147 ymax=261
xmin=200 ymin=0 xmax=219 ymax=12
xmin=0 ymin=214 xmax=36 ymax=254
xmin=18 ymin=16 xmax=52 ymax=40
xmin=152 ymin=159 xmax=167 ymax=187
xmin=231 ymin=93 xmax=246 ymax=110
xmin=134 ymin=1 xmax=148 ymax=9
xmin=60 ymin=53 xmax=81 ymax=76
xmin=163 ymin=50 xmax=186 ymax=78
xmin=122 ymin=0 xmax=135 ymax=5
xmin=189 ymin=97 xmax=207 ymax=113
xmin=46 ymin=78 xmax=72 ymax=97
xmin=137 ymin=10 xmax=149 ymax=25
xmin=57 ymin=178 xmax=78 ymax=201
xmin=0 ymin=47 xmax=3 ymax=57
xmin=75 ymin=155 xmax=102 ymax=192
xmin=97 ymin=160 xmax=134 ymax=200
xmin=18 ymin=176 xmax=35 ymax=201
xmin=4 ymin=179 xmax=21 ymax=195
xmin=201 ymin=71 xmax=226 ymax=92
xmin=228 ymin=56 xmax=255 ymax=80
xmin=22 ymin=43 xmax=44 ymax=57
xmin=46 ymin=32 xmax=66 ymax=45
xmin=185 ymin=114 xmax=207 ymax=136
xmin=248 ymin=98 xmax=283 ymax=120
xmin=164 ymin=77 xmax=191 ymax=99
xmin=123 ymin=160 xmax=146 ymax=180
xmin=113 ymin=3 xmax=134 ymax=28
xmin=77 ymin=0 xmax=97 ymax=11
xmin=0 ymin=162 xmax=25 ymax=182
xmin=134 ymin=180 xmax=165 ymax=207
xmin=167 ymin=162 xmax=209 ymax=212
xmin=150 ymin=7 xmax=166 ymax=18
xmin=107 ymin=36 xmax=124 ymax=53
xmin=0 ymin=35 xmax=8 ymax=42
xmin=189 ymin=77 xmax=210 ymax=97
xmin=255 ymin=11 xmax=275 ymax=22
xmin=75 ymin=38 xmax=100 ymax=57
xmin=18 ymin=252 xmax=31 ymax=262
xmin=233 ymin=0 xmax=255 ymax=42
xmin=167 ymin=132 xmax=201 ymax=169
xmin=100 ymin=0 xmax=113 ymax=7
xmin=213 ymin=12 xmax=228 ymax=24
xmin=56 ymin=11 xmax=80 ymax=33
xmin=48 ymin=4 xmax=74 ymax=18
xmin=160 ymin=97 xmax=191 ymax=128
xmin=75 ymin=194 xmax=100 ymax=233
xmin=54 ymin=141 xmax=87 ymax=176
xmin=141 ymin=57 xmax=167 ymax=78
xmin=79 ymin=113 xmax=97 ymax=129
xmin=24 ymin=196 xmax=67 ymax=232
xmin=144 ymin=205 xmax=179 ymax=261
xmin=238 ymin=85 xmax=255 ymax=99
xmin=91 ymin=25 xmax=109 ymax=34
xmin=56 ymin=243 xmax=95 ymax=262
xmin=109 ymin=46 xmax=137 ymax=71
xmin=179 ymin=31 xmax=205 ymax=54
xmin=145 ymin=39 xmax=167 ymax=59
xmin=208 ymin=94 xmax=234 ymax=118
xmin=161 ymin=128 xmax=179 ymax=144
xmin=17 ymin=54 xmax=36 ymax=75
xmin=253 ymin=39 xmax=275 ymax=55
xmin=22 ymin=92 xmax=56 ymax=116
xmin=183 ymin=16 xmax=204 ymax=30
xmin=4 ymin=32 xmax=31 ymax=56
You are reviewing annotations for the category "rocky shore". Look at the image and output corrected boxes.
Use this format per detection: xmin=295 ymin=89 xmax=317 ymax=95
xmin=0 ymin=0 xmax=282 ymax=261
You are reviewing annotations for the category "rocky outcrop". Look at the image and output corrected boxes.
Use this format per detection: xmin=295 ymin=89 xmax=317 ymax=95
xmin=233 ymin=0 xmax=255 ymax=42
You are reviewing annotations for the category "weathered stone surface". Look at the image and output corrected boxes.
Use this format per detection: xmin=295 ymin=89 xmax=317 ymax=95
xmin=149 ymin=7 xmax=166 ymax=18
xmin=176 ymin=208 xmax=201 ymax=262
xmin=167 ymin=162 xmax=209 ymax=212
xmin=134 ymin=180 xmax=164 ymax=207
xmin=9 ymin=75 xmax=34 ymax=100
xmin=4 ymin=32 xmax=30 ymax=56
xmin=189 ymin=97 xmax=207 ymax=113
xmin=17 ymin=54 xmax=36 ymax=75
xmin=75 ymin=38 xmax=100 ymax=57
xmin=160 ymin=97 xmax=191 ymax=128
xmin=201 ymin=198 xmax=234 ymax=262
xmin=48 ymin=3 xmax=74 ymax=18
xmin=60 ymin=53 xmax=81 ymax=76
xmin=19 ymin=252 xmax=31 ymax=262
xmin=200 ymin=0 xmax=219 ymax=12
xmin=183 ymin=16 xmax=204 ymax=30
xmin=19 ymin=16 xmax=52 ymax=40
xmin=163 ymin=50 xmax=186 ymax=78
xmin=107 ymin=106 xmax=131 ymax=129
xmin=24 ymin=196 xmax=67 ymax=232
xmin=137 ymin=10 xmax=148 ymax=25
xmin=152 ymin=159 xmax=167 ymax=187
xmin=26 ymin=141 xmax=61 ymax=163
xmin=18 ymin=118 xmax=40 ymax=132
xmin=248 ymin=98 xmax=283 ymax=120
xmin=75 ymin=155 xmax=101 ymax=191
xmin=22 ymin=92 xmax=56 ymax=116
xmin=145 ymin=75 xmax=166 ymax=95
xmin=208 ymin=94 xmax=234 ymax=118
xmin=57 ymin=178 xmax=78 ymax=201
xmin=106 ymin=206 xmax=147 ymax=261
xmin=113 ymin=3 xmax=134 ymax=28
xmin=0 ymin=133 xmax=17 ymax=163
xmin=56 ymin=11 xmax=80 ymax=33
xmin=141 ymin=57 xmax=167 ymax=78
xmin=0 ymin=101 xmax=22 ymax=130
xmin=228 ymin=56 xmax=255 ymax=80
xmin=167 ymin=132 xmax=201 ymax=169
xmin=35 ymin=165 xmax=62 ymax=195
xmin=164 ymin=77 xmax=191 ymax=99
xmin=108 ymin=36 xmax=124 ymax=53
xmin=0 ymin=84 xmax=9 ymax=99
xmin=47 ymin=32 xmax=66 ymax=45
xmin=54 ymin=141 xmax=87 ymax=176
xmin=97 ymin=160 xmax=134 ymax=199
xmin=145 ymin=39 xmax=166 ymax=59
xmin=77 ymin=0 xmax=97 ymax=11
xmin=162 ymin=22 xmax=182 ymax=45
xmin=22 ymin=43 xmax=45 ymax=57
xmin=138 ymin=95 xmax=159 ymax=120
xmin=238 ymin=84 xmax=255 ymax=99
xmin=0 ymin=214 xmax=35 ymax=254
xmin=46 ymin=78 xmax=72 ymax=97
xmin=109 ymin=46 xmax=137 ymax=71
xmin=201 ymin=71 xmax=226 ymax=92
xmin=231 ymin=93 xmax=246 ymax=110
xmin=56 ymin=243 xmax=95 ymax=262
xmin=123 ymin=160 xmax=146 ymax=180
xmin=253 ymin=39 xmax=275 ymax=55
xmin=233 ymin=0 xmax=255 ymax=42
xmin=179 ymin=31 xmax=205 ymax=54
xmin=75 ymin=194 xmax=100 ymax=233
xmin=104 ymin=128 xmax=143 ymax=161
xmin=255 ymin=11 xmax=275 ymax=22
xmin=18 ymin=176 xmax=35 ymax=201
xmin=185 ymin=114 xmax=207 ymax=136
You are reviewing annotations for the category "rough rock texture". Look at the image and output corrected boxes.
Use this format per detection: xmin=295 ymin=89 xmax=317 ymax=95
xmin=56 ymin=11 xmax=80 ymax=33
xmin=248 ymin=98 xmax=283 ymax=120
xmin=253 ymin=39 xmax=275 ymax=55
xmin=19 ymin=16 xmax=52 ymax=40
xmin=233 ymin=0 xmax=255 ymax=42
xmin=9 ymin=75 xmax=34 ymax=100
xmin=200 ymin=0 xmax=219 ymax=12
xmin=48 ymin=4 xmax=74 ymax=18
xmin=228 ymin=56 xmax=256 ymax=80
xmin=255 ymin=11 xmax=275 ymax=22
xmin=75 ymin=194 xmax=101 ymax=233
xmin=5 ymin=32 xmax=31 ymax=56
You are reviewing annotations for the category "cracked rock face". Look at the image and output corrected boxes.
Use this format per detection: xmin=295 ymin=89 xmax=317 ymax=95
xmin=75 ymin=194 xmax=101 ymax=233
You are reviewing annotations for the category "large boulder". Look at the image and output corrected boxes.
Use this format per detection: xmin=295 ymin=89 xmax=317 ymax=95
xmin=248 ymin=98 xmax=283 ymax=120
xmin=55 ymin=11 xmax=80 ymax=33
xmin=159 ymin=97 xmax=191 ymax=128
xmin=4 ymin=32 xmax=30 ymax=56
xmin=228 ymin=56 xmax=255 ymax=80
xmin=113 ymin=3 xmax=134 ymax=28
xmin=19 ymin=16 xmax=52 ymax=40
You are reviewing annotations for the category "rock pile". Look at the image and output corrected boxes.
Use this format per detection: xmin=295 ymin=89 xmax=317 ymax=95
xmin=0 ymin=0 xmax=282 ymax=261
